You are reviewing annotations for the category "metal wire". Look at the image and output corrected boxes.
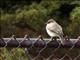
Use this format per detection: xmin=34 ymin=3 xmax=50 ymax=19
xmin=0 ymin=35 xmax=80 ymax=60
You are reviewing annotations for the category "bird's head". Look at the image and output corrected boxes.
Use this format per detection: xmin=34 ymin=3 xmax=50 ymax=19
xmin=45 ymin=19 xmax=55 ymax=24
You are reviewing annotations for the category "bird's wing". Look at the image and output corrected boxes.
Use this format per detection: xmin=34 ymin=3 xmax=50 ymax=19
xmin=48 ymin=22 xmax=63 ymax=36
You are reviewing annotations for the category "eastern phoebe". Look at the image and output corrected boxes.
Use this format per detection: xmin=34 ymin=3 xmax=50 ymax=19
xmin=46 ymin=19 xmax=64 ymax=44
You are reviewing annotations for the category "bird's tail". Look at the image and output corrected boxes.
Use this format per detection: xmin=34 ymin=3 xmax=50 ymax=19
xmin=59 ymin=35 xmax=65 ymax=45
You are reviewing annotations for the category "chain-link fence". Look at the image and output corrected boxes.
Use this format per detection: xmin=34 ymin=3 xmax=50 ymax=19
xmin=0 ymin=35 xmax=80 ymax=60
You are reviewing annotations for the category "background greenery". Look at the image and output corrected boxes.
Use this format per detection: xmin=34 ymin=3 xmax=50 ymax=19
xmin=0 ymin=0 xmax=80 ymax=60
xmin=0 ymin=0 xmax=80 ymax=38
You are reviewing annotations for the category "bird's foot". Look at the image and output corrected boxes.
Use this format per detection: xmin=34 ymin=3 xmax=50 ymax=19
xmin=51 ymin=37 xmax=57 ymax=41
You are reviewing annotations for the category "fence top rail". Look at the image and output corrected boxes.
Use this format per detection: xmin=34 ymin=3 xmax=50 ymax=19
xmin=0 ymin=35 xmax=80 ymax=48
xmin=2 ymin=38 xmax=79 ymax=44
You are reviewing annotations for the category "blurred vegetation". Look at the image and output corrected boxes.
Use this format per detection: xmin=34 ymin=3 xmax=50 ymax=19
xmin=0 ymin=0 xmax=80 ymax=60
xmin=0 ymin=0 xmax=80 ymax=38
xmin=0 ymin=48 xmax=29 ymax=60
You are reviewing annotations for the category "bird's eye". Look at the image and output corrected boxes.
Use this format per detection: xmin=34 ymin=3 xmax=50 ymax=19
xmin=48 ymin=22 xmax=50 ymax=23
xmin=48 ymin=21 xmax=51 ymax=23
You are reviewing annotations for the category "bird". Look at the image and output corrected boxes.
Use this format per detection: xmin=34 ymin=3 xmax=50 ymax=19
xmin=46 ymin=19 xmax=65 ymax=44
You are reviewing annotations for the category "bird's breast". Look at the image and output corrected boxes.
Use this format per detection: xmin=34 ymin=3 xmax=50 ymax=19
xmin=46 ymin=22 xmax=59 ymax=37
xmin=46 ymin=28 xmax=58 ymax=37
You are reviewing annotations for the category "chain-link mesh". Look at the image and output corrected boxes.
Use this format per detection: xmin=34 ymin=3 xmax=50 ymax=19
xmin=0 ymin=35 xmax=80 ymax=60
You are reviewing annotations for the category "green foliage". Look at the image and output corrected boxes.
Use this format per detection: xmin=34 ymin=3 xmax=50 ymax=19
xmin=67 ymin=6 xmax=80 ymax=37
xmin=0 ymin=1 xmax=61 ymax=37
xmin=0 ymin=0 xmax=80 ymax=37
xmin=0 ymin=48 xmax=28 ymax=60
